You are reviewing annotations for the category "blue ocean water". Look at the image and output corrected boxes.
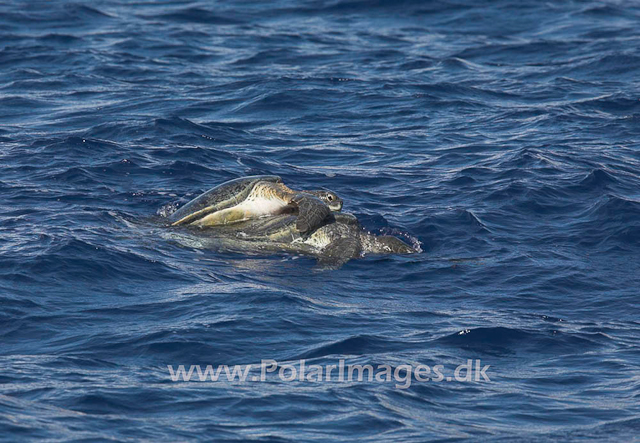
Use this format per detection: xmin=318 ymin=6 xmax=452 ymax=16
xmin=1 ymin=0 xmax=640 ymax=440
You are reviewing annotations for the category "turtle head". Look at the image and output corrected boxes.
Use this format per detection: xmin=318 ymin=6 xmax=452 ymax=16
xmin=367 ymin=235 xmax=417 ymax=255
xmin=322 ymin=191 xmax=343 ymax=212
xmin=303 ymin=190 xmax=343 ymax=212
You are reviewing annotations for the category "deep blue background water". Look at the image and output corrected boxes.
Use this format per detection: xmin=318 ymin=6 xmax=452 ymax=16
xmin=2 ymin=0 xmax=640 ymax=441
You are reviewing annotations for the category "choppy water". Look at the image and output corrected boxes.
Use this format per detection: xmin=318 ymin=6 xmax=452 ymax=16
xmin=2 ymin=0 xmax=640 ymax=441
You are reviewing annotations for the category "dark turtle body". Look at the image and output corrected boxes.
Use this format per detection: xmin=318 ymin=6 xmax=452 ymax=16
xmin=193 ymin=212 xmax=416 ymax=267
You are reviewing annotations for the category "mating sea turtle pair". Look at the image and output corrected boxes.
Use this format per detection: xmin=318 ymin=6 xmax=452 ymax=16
xmin=166 ymin=175 xmax=416 ymax=266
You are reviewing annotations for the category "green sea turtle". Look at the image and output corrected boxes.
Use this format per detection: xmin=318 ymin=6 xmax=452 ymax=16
xmin=181 ymin=212 xmax=417 ymax=267
xmin=167 ymin=175 xmax=343 ymax=234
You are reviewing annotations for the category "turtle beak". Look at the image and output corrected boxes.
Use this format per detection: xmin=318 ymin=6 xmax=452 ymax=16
xmin=330 ymin=198 xmax=343 ymax=212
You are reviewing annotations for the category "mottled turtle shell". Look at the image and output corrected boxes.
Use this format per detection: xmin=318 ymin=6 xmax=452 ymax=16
xmin=168 ymin=175 xmax=282 ymax=226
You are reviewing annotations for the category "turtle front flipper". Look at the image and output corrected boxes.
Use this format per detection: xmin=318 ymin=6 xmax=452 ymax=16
xmin=290 ymin=194 xmax=331 ymax=234
xmin=317 ymin=237 xmax=362 ymax=269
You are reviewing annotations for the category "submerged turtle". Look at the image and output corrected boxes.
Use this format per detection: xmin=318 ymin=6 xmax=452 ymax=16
xmin=168 ymin=175 xmax=343 ymax=234
xmin=182 ymin=212 xmax=417 ymax=267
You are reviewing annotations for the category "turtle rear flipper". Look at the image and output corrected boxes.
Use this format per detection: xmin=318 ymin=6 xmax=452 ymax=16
xmin=290 ymin=194 xmax=331 ymax=234
xmin=317 ymin=237 xmax=362 ymax=269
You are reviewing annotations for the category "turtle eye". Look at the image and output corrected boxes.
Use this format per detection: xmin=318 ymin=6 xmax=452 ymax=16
xmin=327 ymin=194 xmax=333 ymax=201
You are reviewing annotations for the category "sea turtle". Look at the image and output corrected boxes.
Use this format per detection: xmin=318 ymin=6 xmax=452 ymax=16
xmin=167 ymin=175 xmax=343 ymax=234
xmin=181 ymin=212 xmax=417 ymax=267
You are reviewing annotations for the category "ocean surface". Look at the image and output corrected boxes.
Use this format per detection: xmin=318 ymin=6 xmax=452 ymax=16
xmin=1 ymin=0 xmax=640 ymax=441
